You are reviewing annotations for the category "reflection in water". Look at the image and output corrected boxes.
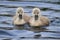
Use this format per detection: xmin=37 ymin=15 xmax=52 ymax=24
xmin=14 ymin=24 xmax=47 ymax=33
xmin=31 ymin=27 xmax=47 ymax=38
xmin=28 ymin=27 xmax=47 ymax=38
xmin=13 ymin=24 xmax=48 ymax=38
xmin=29 ymin=27 xmax=47 ymax=33
xmin=14 ymin=25 xmax=25 ymax=30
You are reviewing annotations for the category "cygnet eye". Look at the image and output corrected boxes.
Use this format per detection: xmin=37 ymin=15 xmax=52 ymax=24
xmin=36 ymin=10 xmax=39 ymax=14
xmin=21 ymin=11 xmax=23 ymax=13
xmin=36 ymin=11 xmax=39 ymax=14
xmin=20 ymin=10 xmax=23 ymax=13
xmin=34 ymin=11 xmax=36 ymax=14
xmin=33 ymin=10 xmax=39 ymax=15
xmin=18 ymin=11 xmax=20 ymax=13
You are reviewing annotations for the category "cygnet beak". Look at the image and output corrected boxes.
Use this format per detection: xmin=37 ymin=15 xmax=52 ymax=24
xmin=19 ymin=14 xmax=22 ymax=19
xmin=34 ymin=15 xmax=38 ymax=20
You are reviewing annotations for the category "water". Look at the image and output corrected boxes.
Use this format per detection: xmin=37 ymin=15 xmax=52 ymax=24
xmin=0 ymin=0 xmax=60 ymax=40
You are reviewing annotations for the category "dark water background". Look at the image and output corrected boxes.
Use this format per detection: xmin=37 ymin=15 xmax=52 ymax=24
xmin=0 ymin=0 xmax=60 ymax=40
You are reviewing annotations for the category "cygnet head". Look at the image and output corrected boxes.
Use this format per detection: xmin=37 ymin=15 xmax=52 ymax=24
xmin=32 ymin=8 xmax=41 ymax=20
xmin=32 ymin=8 xmax=40 ymax=15
xmin=16 ymin=7 xmax=24 ymax=19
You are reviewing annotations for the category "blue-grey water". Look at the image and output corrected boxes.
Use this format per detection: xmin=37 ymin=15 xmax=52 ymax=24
xmin=0 ymin=0 xmax=60 ymax=40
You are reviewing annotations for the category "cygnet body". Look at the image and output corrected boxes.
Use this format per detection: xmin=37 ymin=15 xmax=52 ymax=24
xmin=13 ymin=7 xmax=30 ymax=26
xmin=28 ymin=8 xmax=50 ymax=27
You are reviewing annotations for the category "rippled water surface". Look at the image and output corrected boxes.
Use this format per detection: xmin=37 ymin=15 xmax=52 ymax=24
xmin=0 ymin=0 xmax=60 ymax=40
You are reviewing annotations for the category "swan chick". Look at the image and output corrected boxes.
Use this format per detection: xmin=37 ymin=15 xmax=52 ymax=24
xmin=29 ymin=8 xmax=49 ymax=27
xmin=13 ymin=7 xmax=26 ymax=26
